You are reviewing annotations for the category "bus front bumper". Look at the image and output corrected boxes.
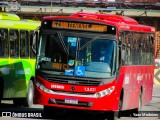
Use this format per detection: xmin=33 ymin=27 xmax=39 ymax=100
xmin=33 ymin=82 xmax=119 ymax=111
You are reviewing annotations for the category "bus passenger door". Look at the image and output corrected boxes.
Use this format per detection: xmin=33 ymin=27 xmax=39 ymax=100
xmin=15 ymin=30 xmax=30 ymax=97
xmin=3 ymin=29 xmax=20 ymax=98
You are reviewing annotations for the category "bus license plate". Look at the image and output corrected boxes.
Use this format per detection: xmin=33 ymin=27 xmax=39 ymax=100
xmin=65 ymin=98 xmax=78 ymax=104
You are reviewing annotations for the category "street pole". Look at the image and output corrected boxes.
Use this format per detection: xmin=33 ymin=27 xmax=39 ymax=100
xmin=51 ymin=2 xmax=52 ymax=12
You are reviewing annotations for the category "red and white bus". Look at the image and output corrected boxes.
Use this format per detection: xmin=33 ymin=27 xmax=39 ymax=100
xmin=32 ymin=12 xmax=155 ymax=119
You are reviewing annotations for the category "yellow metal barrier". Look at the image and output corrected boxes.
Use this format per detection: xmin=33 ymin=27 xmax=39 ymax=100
xmin=154 ymin=59 xmax=160 ymax=85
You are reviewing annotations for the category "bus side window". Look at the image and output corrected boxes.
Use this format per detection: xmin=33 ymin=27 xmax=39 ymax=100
xmin=0 ymin=29 xmax=8 ymax=57
xmin=121 ymin=44 xmax=126 ymax=65
xmin=30 ymin=31 xmax=38 ymax=58
xmin=10 ymin=29 xmax=19 ymax=58
xmin=20 ymin=30 xmax=29 ymax=58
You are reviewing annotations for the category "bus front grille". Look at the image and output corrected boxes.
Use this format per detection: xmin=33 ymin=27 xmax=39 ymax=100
xmin=44 ymin=75 xmax=101 ymax=86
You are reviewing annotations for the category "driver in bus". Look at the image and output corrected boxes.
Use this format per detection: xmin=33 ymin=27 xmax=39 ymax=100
xmin=99 ymin=46 xmax=111 ymax=65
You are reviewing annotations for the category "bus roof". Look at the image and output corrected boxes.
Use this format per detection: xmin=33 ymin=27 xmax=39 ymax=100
xmin=0 ymin=12 xmax=40 ymax=30
xmin=0 ymin=19 xmax=40 ymax=30
xmin=43 ymin=12 xmax=155 ymax=33
xmin=0 ymin=12 xmax=20 ymax=21
xmin=0 ymin=20 xmax=40 ymax=30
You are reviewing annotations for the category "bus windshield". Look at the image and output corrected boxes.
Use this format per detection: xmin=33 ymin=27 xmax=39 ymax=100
xmin=37 ymin=31 xmax=116 ymax=78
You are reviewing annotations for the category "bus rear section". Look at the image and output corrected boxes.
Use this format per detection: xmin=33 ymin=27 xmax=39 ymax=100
xmin=33 ymin=12 xmax=155 ymax=119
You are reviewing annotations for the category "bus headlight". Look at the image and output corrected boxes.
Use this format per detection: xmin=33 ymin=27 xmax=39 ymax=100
xmin=94 ymin=86 xmax=115 ymax=98
xmin=35 ymin=81 xmax=115 ymax=98
xmin=35 ymin=82 xmax=52 ymax=94
xmin=95 ymin=93 xmax=101 ymax=98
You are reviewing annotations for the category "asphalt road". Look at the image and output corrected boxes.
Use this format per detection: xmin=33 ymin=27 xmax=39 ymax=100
xmin=0 ymin=85 xmax=160 ymax=120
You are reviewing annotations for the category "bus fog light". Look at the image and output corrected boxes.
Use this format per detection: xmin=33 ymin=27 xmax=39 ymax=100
xmin=88 ymin=102 xmax=93 ymax=107
xmin=49 ymin=98 xmax=56 ymax=104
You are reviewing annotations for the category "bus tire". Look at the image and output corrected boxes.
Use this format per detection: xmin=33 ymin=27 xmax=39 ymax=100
xmin=26 ymin=80 xmax=34 ymax=107
xmin=104 ymin=94 xmax=123 ymax=120
xmin=43 ymin=106 xmax=57 ymax=119
xmin=13 ymin=98 xmax=28 ymax=107
xmin=0 ymin=77 xmax=4 ymax=104
xmin=13 ymin=99 xmax=22 ymax=106
xmin=105 ymin=111 xmax=118 ymax=120
xmin=130 ymin=91 xmax=142 ymax=117
xmin=13 ymin=80 xmax=34 ymax=107
xmin=118 ymin=99 xmax=123 ymax=118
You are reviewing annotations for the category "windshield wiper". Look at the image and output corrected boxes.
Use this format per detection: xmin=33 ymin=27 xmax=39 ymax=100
xmin=79 ymin=36 xmax=98 ymax=50
xmin=57 ymin=32 xmax=69 ymax=55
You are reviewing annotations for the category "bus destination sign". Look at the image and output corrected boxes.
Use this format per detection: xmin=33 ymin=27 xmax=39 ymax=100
xmin=52 ymin=21 xmax=107 ymax=32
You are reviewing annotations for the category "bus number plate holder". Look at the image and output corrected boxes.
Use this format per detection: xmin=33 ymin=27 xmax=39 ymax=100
xmin=65 ymin=98 xmax=78 ymax=104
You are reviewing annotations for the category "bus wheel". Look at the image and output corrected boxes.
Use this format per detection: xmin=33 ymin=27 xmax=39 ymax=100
xmin=26 ymin=80 xmax=34 ymax=107
xmin=130 ymin=91 xmax=142 ymax=117
xmin=118 ymin=99 xmax=122 ymax=118
xmin=105 ymin=98 xmax=122 ymax=120
xmin=13 ymin=99 xmax=22 ymax=107
xmin=0 ymin=78 xmax=4 ymax=105
xmin=43 ymin=106 xmax=58 ymax=119
xmin=105 ymin=111 xmax=118 ymax=120
xmin=14 ymin=80 xmax=34 ymax=107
